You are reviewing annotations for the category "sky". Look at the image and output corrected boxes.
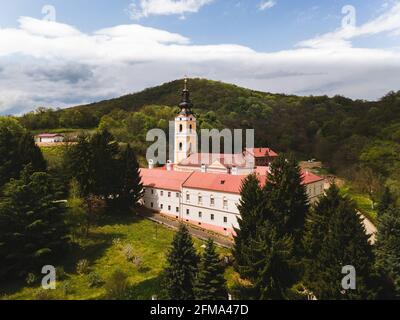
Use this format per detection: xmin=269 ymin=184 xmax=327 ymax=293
xmin=0 ymin=0 xmax=400 ymax=115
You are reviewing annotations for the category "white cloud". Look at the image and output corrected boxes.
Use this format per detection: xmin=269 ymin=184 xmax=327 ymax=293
xmin=127 ymin=0 xmax=214 ymax=20
xmin=1 ymin=3 xmax=400 ymax=115
xmin=258 ymin=1 xmax=276 ymax=11
xmin=298 ymin=2 xmax=400 ymax=49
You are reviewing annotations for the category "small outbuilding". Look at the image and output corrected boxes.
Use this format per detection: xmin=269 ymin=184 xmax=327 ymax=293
xmin=36 ymin=133 xmax=64 ymax=143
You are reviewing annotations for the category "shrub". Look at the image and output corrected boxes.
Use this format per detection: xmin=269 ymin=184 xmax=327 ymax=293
xmin=56 ymin=266 xmax=67 ymax=280
xmin=76 ymin=259 xmax=90 ymax=275
xmin=88 ymin=272 xmax=103 ymax=288
xmin=35 ymin=289 xmax=56 ymax=300
xmin=62 ymin=281 xmax=74 ymax=296
xmin=25 ymin=273 xmax=37 ymax=286
xmin=104 ymin=270 xmax=129 ymax=300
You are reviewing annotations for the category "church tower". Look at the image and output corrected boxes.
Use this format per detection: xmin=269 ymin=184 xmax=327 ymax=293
xmin=174 ymin=78 xmax=197 ymax=164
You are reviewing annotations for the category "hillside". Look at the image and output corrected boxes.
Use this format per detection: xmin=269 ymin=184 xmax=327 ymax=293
xmin=18 ymin=79 xmax=400 ymax=195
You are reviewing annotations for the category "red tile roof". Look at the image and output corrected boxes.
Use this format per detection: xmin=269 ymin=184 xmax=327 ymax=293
xmin=245 ymin=148 xmax=278 ymax=158
xmin=140 ymin=168 xmax=193 ymax=192
xmin=302 ymin=170 xmax=325 ymax=184
xmin=178 ymin=153 xmax=247 ymax=168
xmin=37 ymin=133 xmax=63 ymax=138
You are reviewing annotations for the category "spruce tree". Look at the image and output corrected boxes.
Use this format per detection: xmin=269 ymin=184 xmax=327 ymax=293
xmin=194 ymin=239 xmax=228 ymax=300
xmin=264 ymin=154 xmax=309 ymax=248
xmin=118 ymin=144 xmax=144 ymax=208
xmin=233 ymin=174 xmax=262 ymax=272
xmin=0 ymin=166 xmax=69 ymax=280
xmin=162 ymin=224 xmax=199 ymax=300
xmin=249 ymin=222 xmax=295 ymax=300
xmin=375 ymin=205 xmax=400 ymax=298
xmin=377 ymin=187 xmax=395 ymax=216
xmin=303 ymin=185 xmax=375 ymax=299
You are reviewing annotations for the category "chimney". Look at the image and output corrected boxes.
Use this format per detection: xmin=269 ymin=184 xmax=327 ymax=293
xmin=148 ymin=159 xmax=154 ymax=170
xmin=166 ymin=160 xmax=173 ymax=171
xmin=231 ymin=166 xmax=238 ymax=175
xmin=201 ymin=164 xmax=207 ymax=173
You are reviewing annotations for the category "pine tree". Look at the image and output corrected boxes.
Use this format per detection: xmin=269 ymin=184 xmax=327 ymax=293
xmin=118 ymin=144 xmax=144 ymax=208
xmin=264 ymin=154 xmax=309 ymax=248
xmin=249 ymin=222 xmax=295 ymax=300
xmin=303 ymin=185 xmax=375 ymax=299
xmin=233 ymin=174 xmax=262 ymax=272
xmin=0 ymin=166 xmax=69 ymax=280
xmin=17 ymin=132 xmax=47 ymax=173
xmin=194 ymin=239 xmax=228 ymax=300
xmin=377 ymin=187 xmax=395 ymax=216
xmin=162 ymin=224 xmax=199 ymax=300
xmin=375 ymin=205 xmax=400 ymax=298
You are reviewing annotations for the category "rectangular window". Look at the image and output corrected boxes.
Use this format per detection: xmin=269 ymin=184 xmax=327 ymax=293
xmin=168 ymin=205 xmax=171 ymax=211
xmin=186 ymin=193 xmax=190 ymax=202
xmin=160 ymin=204 xmax=163 ymax=209
xmin=224 ymin=217 xmax=228 ymax=224
xmin=211 ymin=214 xmax=215 ymax=221
xmin=198 ymin=195 xmax=202 ymax=205
xmin=151 ymin=189 xmax=154 ymax=194
xmin=199 ymin=212 xmax=202 ymax=218
xmin=151 ymin=202 xmax=153 ymax=208
xmin=210 ymin=196 xmax=215 ymax=206
xmin=176 ymin=207 xmax=179 ymax=213
xmin=168 ymin=192 xmax=171 ymax=198
xmin=186 ymin=209 xmax=190 ymax=215
xmin=176 ymin=193 xmax=180 ymax=198
xmin=223 ymin=199 xmax=228 ymax=208
xmin=161 ymin=191 xmax=164 ymax=196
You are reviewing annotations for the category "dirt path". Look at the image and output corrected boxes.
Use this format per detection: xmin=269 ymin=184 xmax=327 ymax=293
xmin=361 ymin=213 xmax=377 ymax=244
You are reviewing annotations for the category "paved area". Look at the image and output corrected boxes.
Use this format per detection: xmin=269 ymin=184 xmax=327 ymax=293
xmin=361 ymin=213 xmax=377 ymax=244
xmin=138 ymin=208 xmax=234 ymax=248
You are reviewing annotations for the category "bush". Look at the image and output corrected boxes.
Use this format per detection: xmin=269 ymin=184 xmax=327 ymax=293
xmin=61 ymin=281 xmax=74 ymax=296
xmin=25 ymin=273 xmax=37 ymax=286
xmin=35 ymin=289 xmax=56 ymax=300
xmin=56 ymin=266 xmax=67 ymax=280
xmin=104 ymin=270 xmax=129 ymax=300
xmin=76 ymin=259 xmax=90 ymax=275
xmin=88 ymin=272 xmax=103 ymax=288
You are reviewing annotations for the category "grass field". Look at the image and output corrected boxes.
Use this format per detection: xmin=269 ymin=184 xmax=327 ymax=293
xmin=340 ymin=185 xmax=378 ymax=224
xmin=1 ymin=214 xmax=233 ymax=300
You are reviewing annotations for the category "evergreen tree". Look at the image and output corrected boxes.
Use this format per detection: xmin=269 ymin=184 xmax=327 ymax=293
xmin=194 ymin=239 xmax=228 ymax=300
xmin=264 ymin=154 xmax=309 ymax=248
xmin=0 ymin=118 xmax=46 ymax=188
xmin=90 ymin=129 xmax=120 ymax=198
xmin=162 ymin=224 xmax=199 ymax=300
xmin=303 ymin=185 xmax=375 ymax=299
xmin=248 ymin=222 xmax=295 ymax=300
xmin=233 ymin=174 xmax=262 ymax=272
xmin=0 ymin=166 xmax=69 ymax=280
xmin=375 ymin=205 xmax=400 ymax=298
xmin=118 ymin=144 xmax=144 ymax=208
xmin=377 ymin=187 xmax=395 ymax=216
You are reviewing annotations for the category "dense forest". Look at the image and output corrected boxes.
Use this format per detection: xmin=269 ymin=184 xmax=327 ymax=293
xmin=16 ymin=78 xmax=400 ymax=201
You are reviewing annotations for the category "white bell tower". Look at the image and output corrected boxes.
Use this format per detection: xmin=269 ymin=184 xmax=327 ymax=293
xmin=174 ymin=78 xmax=197 ymax=164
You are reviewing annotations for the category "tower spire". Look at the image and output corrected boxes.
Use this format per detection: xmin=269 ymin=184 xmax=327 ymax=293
xmin=179 ymin=76 xmax=193 ymax=115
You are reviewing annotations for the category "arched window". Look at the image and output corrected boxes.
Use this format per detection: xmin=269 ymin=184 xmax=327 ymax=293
xmin=179 ymin=124 xmax=183 ymax=132
xmin=189 ymin=124 xmax=193 ymax=132
xmin=179 ymin=142 xmax=183 ymax=151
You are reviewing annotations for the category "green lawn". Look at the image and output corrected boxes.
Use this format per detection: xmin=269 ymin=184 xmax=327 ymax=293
xmin=1 ymin=214 xmax=232 ymax=300
xmin=40 ymin=145 xmax=67 ymax=168
xmin=339 ymin=186 xmax=378 ymax=224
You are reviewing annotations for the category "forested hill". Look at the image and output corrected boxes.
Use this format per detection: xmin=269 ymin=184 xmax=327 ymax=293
xmin=18 ymin=78 xmax=400 ymax=189
xmin=72 ymin=78 xmax=283 ymax=114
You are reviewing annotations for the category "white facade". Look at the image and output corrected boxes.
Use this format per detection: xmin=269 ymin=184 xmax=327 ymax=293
xmin=181 ymin=187 xmax=241 ymax=236
xmin=305 ymin=180 xmax=325 ymax=204
xmin=143 ymin=187 xmax=182 ymax=218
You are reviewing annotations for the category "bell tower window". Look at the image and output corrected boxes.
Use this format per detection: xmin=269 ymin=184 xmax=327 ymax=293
xmin=179 ymin=124 xmax=183 ymax=132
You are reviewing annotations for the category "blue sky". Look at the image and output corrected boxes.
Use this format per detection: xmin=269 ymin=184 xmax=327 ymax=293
xmin=0 ymin=0 xmax=400 ymax=114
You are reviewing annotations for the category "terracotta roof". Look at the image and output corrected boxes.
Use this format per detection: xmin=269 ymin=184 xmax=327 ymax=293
xmin=183 ymin=172 xmax=250 ymax=194
xmin=37 ymin=133 xmax=63 ymax=138
xmin=178 ymin=153 xmax=248 ymax=168
xmin=245 ymin=148 xmax=278 ymax=158
xmin=140 ymin=168 xmax=193 ymax=192
xmin=182 ymin=169 xmax=323 ymax=194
